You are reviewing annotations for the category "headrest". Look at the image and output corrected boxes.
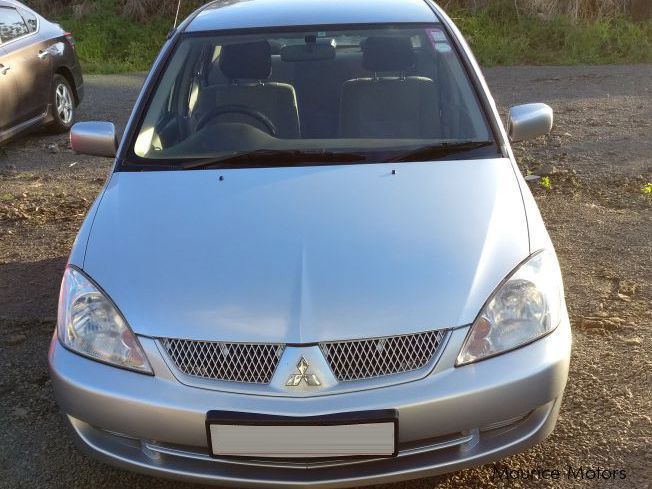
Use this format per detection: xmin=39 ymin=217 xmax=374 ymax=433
xmin=362 ymin=37 xmax=415 ymax=72
xmin=220 ymin=41 xmax=272 ymax=80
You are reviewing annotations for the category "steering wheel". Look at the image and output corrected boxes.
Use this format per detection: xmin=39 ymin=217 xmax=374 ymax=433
xmin=196 ymin=104 xmax=277 ymax=136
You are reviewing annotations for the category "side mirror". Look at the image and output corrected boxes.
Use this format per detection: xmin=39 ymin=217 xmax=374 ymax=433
xmin=507 ymin=103 xmax=553 ymax=142
xmin=70 ymin=121 xmax=118 ymax=158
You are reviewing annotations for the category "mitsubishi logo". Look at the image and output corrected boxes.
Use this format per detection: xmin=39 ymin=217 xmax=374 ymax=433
xmin=286 ymin=357 xmax=321 ymax=387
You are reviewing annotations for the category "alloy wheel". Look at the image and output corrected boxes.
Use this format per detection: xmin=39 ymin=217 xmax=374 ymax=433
xmin=55 ymin=83 xmax=74 ymax=125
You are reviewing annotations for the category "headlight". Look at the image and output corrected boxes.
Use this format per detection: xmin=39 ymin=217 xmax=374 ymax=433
xmin=456 ymin=250 xmax=563 ymax=366
xmin=57 ymin=266 xmax=152 ymax=374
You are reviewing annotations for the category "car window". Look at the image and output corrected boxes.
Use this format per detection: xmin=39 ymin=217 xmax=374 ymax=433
xmin=0 ymin=6 xmax=29 ymax=43
xmin=18 ymin=8 xmax=38 ymax=33
xmin=130 ymin=24 xmax=496 ymax=169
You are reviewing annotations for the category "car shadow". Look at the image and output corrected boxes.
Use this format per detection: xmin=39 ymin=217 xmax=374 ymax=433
xmin=0 ymin=256 xmax=67 ymax=322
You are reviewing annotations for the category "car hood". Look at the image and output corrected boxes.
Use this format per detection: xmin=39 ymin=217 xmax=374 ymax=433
xmin=83 ymin=159 xmax=529 ymax=343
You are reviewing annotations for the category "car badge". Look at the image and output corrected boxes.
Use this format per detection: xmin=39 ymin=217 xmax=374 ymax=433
xmin=286 ymin=357 xmax=321 ymax=387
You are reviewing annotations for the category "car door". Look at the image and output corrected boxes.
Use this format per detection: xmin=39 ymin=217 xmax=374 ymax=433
xmin=0 ymin=43 xmax=19 ymax=134
xmin=0 ymin=4 xmax=51 ymax=126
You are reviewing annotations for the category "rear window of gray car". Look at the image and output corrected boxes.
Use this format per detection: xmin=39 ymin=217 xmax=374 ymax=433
xmin=0 ymin=7 xmax=29 ymax=42
xmin=18 ymin=8 xmax=38 ymax=33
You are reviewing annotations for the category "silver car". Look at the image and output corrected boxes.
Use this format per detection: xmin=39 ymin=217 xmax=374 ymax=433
xmin=49 ymin=0 xmax=571 ymax=486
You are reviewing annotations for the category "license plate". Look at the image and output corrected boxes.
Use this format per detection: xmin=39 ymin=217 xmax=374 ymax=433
xmin=206 ymin=410 xmax=398 ymax=458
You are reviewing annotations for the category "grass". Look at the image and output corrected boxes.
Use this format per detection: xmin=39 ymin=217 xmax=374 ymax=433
xmin=53 ymin=0 xmax=652 ymax=73
xmin=58 ymin=0 xmax=172 ymax=73
xmin=451 ymin=3 xmax=652 ymax=65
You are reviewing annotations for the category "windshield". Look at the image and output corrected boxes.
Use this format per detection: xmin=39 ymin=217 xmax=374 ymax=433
xmin=128 ymin=24 xmax=496 ymax=169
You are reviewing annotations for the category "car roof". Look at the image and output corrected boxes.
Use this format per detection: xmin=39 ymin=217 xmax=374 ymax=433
xmin=186 ymin=0 xmax=439 ymax=33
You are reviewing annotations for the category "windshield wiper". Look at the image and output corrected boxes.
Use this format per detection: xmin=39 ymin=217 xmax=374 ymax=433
xmin=181 ymin=149 xmax=368 ymax=170
xmin=387 ymin=141 xmax=495 ymax=163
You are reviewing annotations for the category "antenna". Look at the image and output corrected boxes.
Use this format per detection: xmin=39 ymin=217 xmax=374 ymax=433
xmin=174 ymin=0 xmax=182 ymax=28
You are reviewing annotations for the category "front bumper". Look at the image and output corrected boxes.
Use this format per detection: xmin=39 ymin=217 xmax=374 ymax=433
xmin=49 ymin=317 xmax=571 ymax=488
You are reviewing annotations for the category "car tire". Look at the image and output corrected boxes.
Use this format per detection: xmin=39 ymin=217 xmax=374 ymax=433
xmin=47 ymin=74 xmax=76 ymax=133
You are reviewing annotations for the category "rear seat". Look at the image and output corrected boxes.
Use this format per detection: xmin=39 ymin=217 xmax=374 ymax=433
xmin=339 ymin=37 xmax=440 ymax=138
xmin=198 ymin=38 xmax=439 ymax=140
xmin=207 ymin=48 xmax=366 ymax=139
xmin=291 ymin=52 xmax=366 ymax=138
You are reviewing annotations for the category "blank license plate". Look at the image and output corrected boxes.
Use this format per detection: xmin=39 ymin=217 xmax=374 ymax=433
xmin=206 ymin=410 xmax=398 ymax=458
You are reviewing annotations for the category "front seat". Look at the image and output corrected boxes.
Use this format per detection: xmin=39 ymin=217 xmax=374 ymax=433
xmin=339 ymin=37 xmax=440 ymax=138
xmin=195 ymin=41 xmax=300 ymax=138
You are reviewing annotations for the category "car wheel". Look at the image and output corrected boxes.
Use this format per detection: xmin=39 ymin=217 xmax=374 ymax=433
xmin=47 ymin=74 xmax=76 ymax=133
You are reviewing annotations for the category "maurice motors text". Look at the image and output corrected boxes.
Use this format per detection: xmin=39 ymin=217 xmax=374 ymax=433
xmin=492 ymin=465 xmax=627 ymax=481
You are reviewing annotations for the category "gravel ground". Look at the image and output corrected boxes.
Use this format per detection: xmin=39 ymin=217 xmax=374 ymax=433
xmin=0 ymin=65 xmax=650 ymax=489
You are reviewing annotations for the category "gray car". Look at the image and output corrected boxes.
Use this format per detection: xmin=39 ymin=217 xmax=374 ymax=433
xmin=49 ymin=0 xmax=571 ymax=487
xmin=0 ymin=0 xmax=83 ymax=143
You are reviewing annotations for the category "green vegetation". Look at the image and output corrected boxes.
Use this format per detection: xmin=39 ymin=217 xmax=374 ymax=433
xmin=451 ymin=3 xmax=652 ymax=65
xmin=48 ymin=0 xmax=652 ymax=73
xmin=56 ymin=0 xmax=173 ymax=73
xmin=642 ymin=183 xmax=652 ymax=195
xmin=539 ymin=176 xmax=552 ymax=191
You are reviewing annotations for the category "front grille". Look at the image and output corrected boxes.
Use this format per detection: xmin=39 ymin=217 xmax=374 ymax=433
xmin=161 ymin=339 xmax=285 ymax=384
xmin=319 ymin=330 xmax=448 ymax=382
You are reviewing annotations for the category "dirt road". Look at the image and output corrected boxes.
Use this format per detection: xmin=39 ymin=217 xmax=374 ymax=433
xmin=0 ymin=65 xmax=650 ymax=488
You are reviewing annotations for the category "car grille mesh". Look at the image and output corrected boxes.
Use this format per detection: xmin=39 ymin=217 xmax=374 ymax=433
xmin=161 ymin=339 xmax=285 ymax=384
xmin=161 ymin=330 xmax=447 ymax=385
xmin=320 ymin=330 xmax=448 ymax=382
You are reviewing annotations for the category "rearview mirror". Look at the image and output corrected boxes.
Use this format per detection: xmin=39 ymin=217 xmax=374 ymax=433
xmin=507 ymin=103 xmax=553 ymax=142
xmin=281 ymin=39 xmax=336 ymax=62
xmin=70 ymin=121 xmax=118 ymax=158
